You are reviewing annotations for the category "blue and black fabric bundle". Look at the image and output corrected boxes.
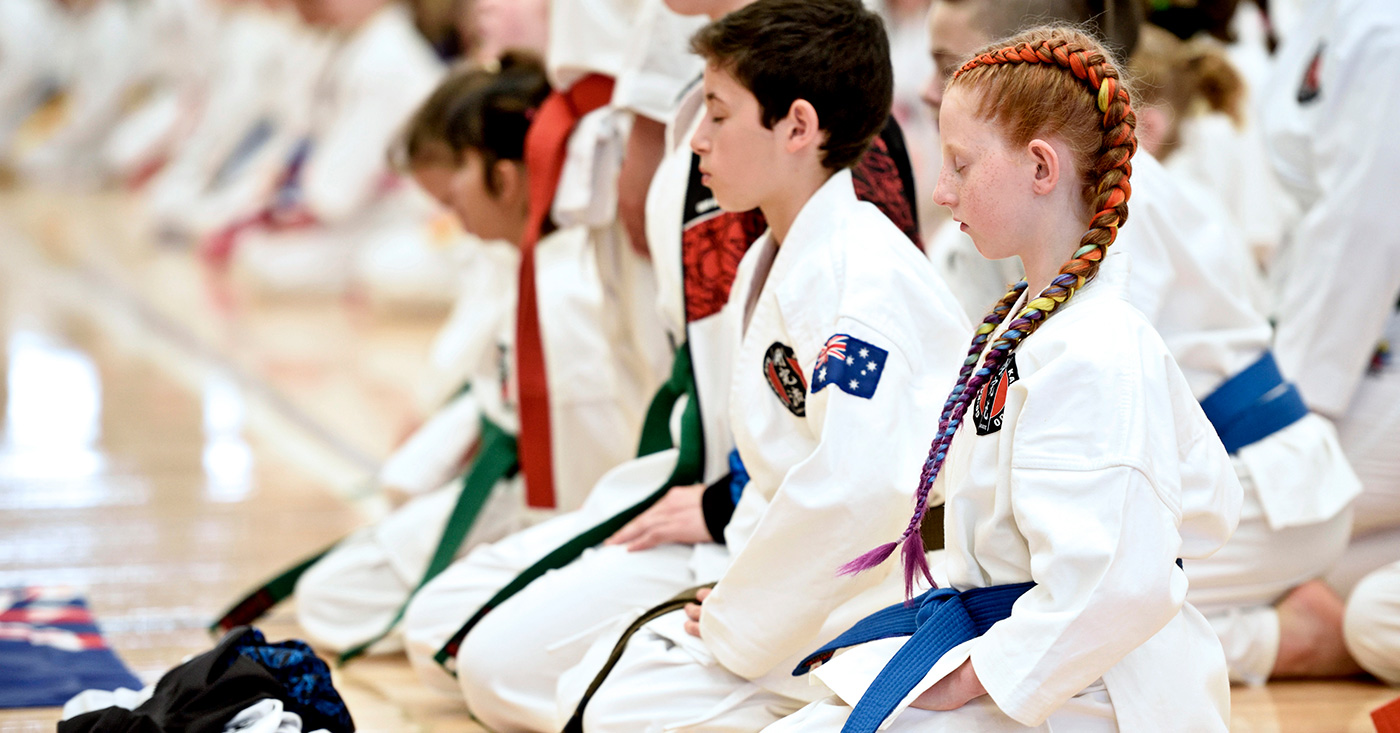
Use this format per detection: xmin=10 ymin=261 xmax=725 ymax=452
xmin=59 ymin=626 xmax=354 ymax=733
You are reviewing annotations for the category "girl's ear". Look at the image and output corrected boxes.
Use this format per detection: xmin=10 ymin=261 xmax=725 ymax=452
xmin=1027 ymin=139 xmax=1060 ymax=195
xmin=782 ymin=99 xmax=824 ymax=154
xmin=493 ymin=159 xmax=529 ymax=208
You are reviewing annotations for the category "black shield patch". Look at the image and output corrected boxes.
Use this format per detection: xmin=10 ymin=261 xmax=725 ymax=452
xmin=973 ymin=354 xmax=1019 ymax=435
xmin=763 ymin=342 xmax=808 ymax=417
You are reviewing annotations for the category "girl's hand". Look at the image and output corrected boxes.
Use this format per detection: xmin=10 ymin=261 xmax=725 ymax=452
xmin=910 ymin=658 xmax=987 ymax=711
xmin=683 ymin=587 xmax=712 ymax=638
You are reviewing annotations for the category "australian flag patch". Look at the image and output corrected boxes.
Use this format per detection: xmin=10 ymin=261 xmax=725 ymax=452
xmin=811 ymin=334 xmax=888 ymax=399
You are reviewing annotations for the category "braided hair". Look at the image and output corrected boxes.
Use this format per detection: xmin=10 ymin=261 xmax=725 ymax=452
xmin=841 ymin=26 xmax=1138 ymax=595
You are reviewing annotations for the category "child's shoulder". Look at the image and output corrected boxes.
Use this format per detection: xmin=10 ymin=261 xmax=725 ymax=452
xmin=1016 ymin=279 xmax=1180 ymax=409
xmin=790 ymin=199 xmax=968 ymax=357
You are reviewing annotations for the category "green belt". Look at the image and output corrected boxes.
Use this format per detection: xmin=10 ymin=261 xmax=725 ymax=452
xmin=210 ymin=382 xmax=482 ymax=636
xmin=209 ymin=402 xmax=519 ymax=666
xmin=432 ymin=343 xmax=705 ymax=672
xmin=337 ymin=416 xmax=518 ymax=663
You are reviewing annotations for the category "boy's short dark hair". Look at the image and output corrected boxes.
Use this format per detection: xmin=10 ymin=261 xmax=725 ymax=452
xmin=691 ymin=0 xmax=893 ymax=171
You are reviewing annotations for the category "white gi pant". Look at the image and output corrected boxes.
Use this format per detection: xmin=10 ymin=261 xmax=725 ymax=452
xmin=1344 ymin=560 xmax=1400 ymax=684
xmin=293 ymin=474 xmax=530 ymax=655
xmin=1325 ymin=357 xmax=1400 ymax=596
xmin=455 ymin=541 xmax=699 ymax=731
xmin=763 ymin=687 xmax=1116 ymax=733
xmin=401 ymin=449 xmax=682 ymax=697
xmin=572 ymin=610 xmax=804 ymax=733
xmin=1329 ymin=363 xmax=1400 ymax=685
xmin=1186 ymin=459 xmax=1353 ymax=685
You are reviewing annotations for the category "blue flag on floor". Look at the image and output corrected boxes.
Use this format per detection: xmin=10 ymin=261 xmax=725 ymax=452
xmin=0 ymin=587 xmax=143 ymax=708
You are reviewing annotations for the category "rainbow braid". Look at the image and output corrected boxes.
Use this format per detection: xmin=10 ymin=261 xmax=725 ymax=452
xmin=841 ymin=31 xmax=1138 ymax=596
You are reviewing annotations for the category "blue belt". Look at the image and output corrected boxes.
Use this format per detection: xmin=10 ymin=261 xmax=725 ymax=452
xmin=1199 ymin=351 xmax=1308 ymax=454
xmin=792 ymin=582 xmax=1034 ymax=733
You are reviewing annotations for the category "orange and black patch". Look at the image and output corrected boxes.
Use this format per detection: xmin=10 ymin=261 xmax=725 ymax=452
xmin=764 ymin=342 xmax=808 ymax=417
xmin=973 ymin=355 xmax=1019 ymax=436
xmin=1298 ymin=44 xmax=1324 ymax=104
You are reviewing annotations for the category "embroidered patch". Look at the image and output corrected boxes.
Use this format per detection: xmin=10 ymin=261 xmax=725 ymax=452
xmin=763 ymin=342 xmax=807 ymax=416
xmin=1371 ymin=340 xmax=1392 ymax=375
xmin=973 ymin=354 xmax=1019 ymax=435
xmin=811 ymin=334 xmax=889 ymax=399
xmin=1297 ymin=43 xmax=1324 ymax=104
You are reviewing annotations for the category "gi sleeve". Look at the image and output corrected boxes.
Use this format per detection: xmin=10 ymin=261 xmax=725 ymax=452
xmin=699 ymin=318 xmax=924 ymax=680
xmin=299 ymin=58 xmax=439 ymax=223
xmin=1273 ymin=27 xmax=1400 ymax=416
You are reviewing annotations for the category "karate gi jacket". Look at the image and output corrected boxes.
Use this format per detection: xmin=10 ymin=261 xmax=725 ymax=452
xmin=697 ymin=169 xmax=970 ymax=699
xmin=1260 ymin=0 xmax=1400 ymax=419
xmin=298 ymin=4 xmax=442 ymax=226
xmin=812 ymin=252 xmax=1243 ymax=731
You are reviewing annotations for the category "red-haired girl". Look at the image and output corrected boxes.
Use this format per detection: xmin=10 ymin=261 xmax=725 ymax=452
xmin=772 ymin=26 xmax=1242 ymax=732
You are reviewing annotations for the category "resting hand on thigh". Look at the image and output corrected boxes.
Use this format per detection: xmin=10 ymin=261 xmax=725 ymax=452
xmin=684 ymin=587 xmax=712 ymax=638
xmin=605 ymin=483 xmax=712 ymax=551
xmin=911 ymin=658 xmax=986 ymax=712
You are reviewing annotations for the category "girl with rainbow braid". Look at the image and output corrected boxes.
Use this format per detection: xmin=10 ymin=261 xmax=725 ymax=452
xmin=769 ymin=26 xmax=1241 ymax=733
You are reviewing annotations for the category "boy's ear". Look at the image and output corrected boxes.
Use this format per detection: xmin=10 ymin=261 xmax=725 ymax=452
xmin=782 ymin=99 xmax=823 ymax=154
xmin=1027 ymin=139 xmax=1060 ymax=195
xmin=493 ymin=159 xmax=528 ymax=206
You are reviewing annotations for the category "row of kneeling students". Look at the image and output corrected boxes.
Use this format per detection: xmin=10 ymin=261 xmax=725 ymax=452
xmin=12 ymin=0 xmax=1400 ymax=729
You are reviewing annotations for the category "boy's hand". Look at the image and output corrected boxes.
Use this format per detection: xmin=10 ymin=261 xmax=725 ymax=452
xmin=605 ymin=483 xmax=712 ymax=551
xmin=684 ymin=587 xmax=712 ymax=638
xmin=911 ymin=658 xmax=986 ymax=711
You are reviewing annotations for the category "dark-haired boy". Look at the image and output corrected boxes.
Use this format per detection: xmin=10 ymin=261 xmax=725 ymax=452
xmin=556 ymin=1 xmax=970 ymax=729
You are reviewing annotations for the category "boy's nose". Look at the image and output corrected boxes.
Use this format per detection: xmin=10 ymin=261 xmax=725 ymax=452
xmin=922 ymin=73 xmax=945 ymax=116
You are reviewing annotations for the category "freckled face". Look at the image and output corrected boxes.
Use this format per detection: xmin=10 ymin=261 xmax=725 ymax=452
xmin=931 ymin=87 xmax=1036 ymax=261
xmin=689 ymin=64 xmax=782 ymax=214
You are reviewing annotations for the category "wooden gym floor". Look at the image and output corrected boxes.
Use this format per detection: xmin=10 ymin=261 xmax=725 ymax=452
xmin=0 ymin=187 xmax=1393 ymax=732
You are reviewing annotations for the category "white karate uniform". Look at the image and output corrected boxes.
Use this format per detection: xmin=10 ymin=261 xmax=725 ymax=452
xmin=295 ymin=224 xmax=659 ymax=653
xmin=0 ymin=0 xmax=64 ymax=162
xmin=395 ymin=13 xmax=702 ymax=702
xmin=432 ymin=81 xmax=724 ymax=726
xmin=1343 ymin=559 xmax=1400 ymax=684
xmin=545 ymin=0 xmax=643 ymax=90
xmin=142 ymin=3 xmax=304 ymax=234
xmin=101 ymin=0 xmax=221 ymax=182
xmin=232 ymin=3 xmax=444 ymax=295
xmin=1167 ymin=111 xmax=1297 ymax=276
xmin=928 ymin=152 xmax=1361 ymax=685
xmin=1258 ymin=0 xmax=1400 ymax=683
xmin=412 ymin=240 xmax=521 ymax=413
xmin=567 ymin=169 xmax=969 ymax=733
xmin=157 ymin=14 xmax=333 ymax=240
xmin=19 ymin=0 xmax=141 ymax=187
xmin=769 ymin=251 xmax=1241 ymax=732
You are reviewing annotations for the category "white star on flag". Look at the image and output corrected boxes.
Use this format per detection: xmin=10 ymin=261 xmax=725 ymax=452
xmin=859 ymin=348 xmax=869 ymax=358
xmin=818 ymin=366 xmax=827 ymax=382
xmin=868 ymin=361 xmax=878 ymax=371
xmin=849 ymin=379 xmax=860 ymax=389
xmin=846 ymin=356 xmax=855 ymax=365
